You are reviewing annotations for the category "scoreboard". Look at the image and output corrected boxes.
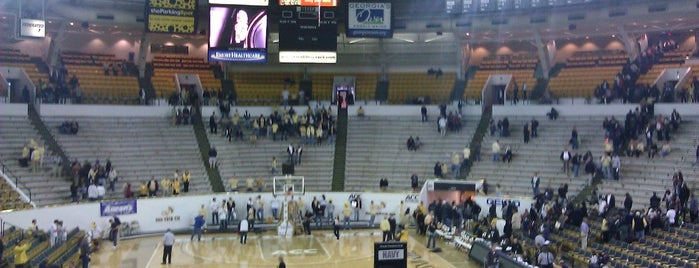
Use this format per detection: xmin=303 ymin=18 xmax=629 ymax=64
xmin=278 ymin=6 xmax=338 ymax=63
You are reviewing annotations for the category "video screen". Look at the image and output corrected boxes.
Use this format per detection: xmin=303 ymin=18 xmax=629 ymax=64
xmin=209 ymin=0 xmax=268 ymax=5
xmin=208 ymin=5 xmax=268 ymax=62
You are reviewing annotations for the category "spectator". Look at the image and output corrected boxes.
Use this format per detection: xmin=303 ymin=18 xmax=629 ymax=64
xmin=450 ymin=152 xmax=461 ymax=176
xmin=560 ymin=147 xmax=571 ymax=176
xmin=270 ymin=157 xmax=278 ymax=174
xmin=209 ymin=112 xmax=217 ymax=134
xmin=124 ymin=183 xmax=133 ymax=199
xmin=491 ymin=140 xmax=501 ymax=161
xmin=147 ymin=177 xmax=159 ymax=197
xmin=462 ymin=145 xmax=471 ymax=169
xmin=546 ymin=107 xmax=558 ymax=120
xmin=379 ymin=178 xmax=388 ymax=191
xmin=208 ymin=146 xmax=217 ymax=169
xmin=660 ymin=141 xmax=671 ymax=157
xmin=580 ymin=217 xmax=589 ymax=250
xmin=357 ymin=106 xmax=365 ymax=117
xmin=411 ymin=174 xmax=419 ymax=192
xmin=438 ymin=116 xmax=447 ymax=136
xmin=407 ymin=136 xmax=416 ymax=151
xmin=96 ymin=183 xmax=105 ymax=200
xmin=537 ymin=245 xmax=555 ymax=268
xmin=13 ymin=240 xmax=29 ymax=268
xmin=421 ymin=105 xmax=427 ymax=122
xmin=502 ymin=146 xmax=513 ymax=163
xmin=87 ymin=183 xmax=98 ymax=201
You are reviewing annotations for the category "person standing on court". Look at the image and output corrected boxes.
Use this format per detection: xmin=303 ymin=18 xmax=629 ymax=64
xmin=162 ymin=228 xmax=175 ymax=265
xmin=278 ymin=256 xmax=286 ymax=268
xmin=239 ymin=217 xmax=249 ymax=244
xmin=191 ymin=214 xmax=205 ymax=241
xmin=333 ymin=216 xmax=341 ymax=240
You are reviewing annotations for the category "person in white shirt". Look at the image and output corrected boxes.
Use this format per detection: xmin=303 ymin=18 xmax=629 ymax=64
xmin=96 ymin=184 xmax=106 ymax=200
xmin=282 ymin=88 xmax=290 ymax=106
xmin=90 ymin=222 xmax=102 ymax=250
xmin=162 ymin=229 xmax=175 ymax=264
xmin=666 ymin=207 xmax=677 ymax=227
xmin=218 ymin=206 xmax=228 ymax=231
xmin=271 ymin=197 xmax=281 ymax=220
xmin=210 ymin=197 xmax=220 ymax=225
xmin=598 ymin=198 xmax=607 ymax=217
xmin=87 ymin=184 xmax=99 ymax=201
xmin=438 ymin=116 xmax=447 ymax=136
xmin=48 ymin=220 xmax=59 ymax=246
xmin=239 ymin=218 xmax=249 ymax=244
xmin=108 ymin=168 xmax=118 ymax=192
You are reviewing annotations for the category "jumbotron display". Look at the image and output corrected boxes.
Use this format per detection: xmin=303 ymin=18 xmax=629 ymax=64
xmin=278 ymin=6 xmax=338 ymax=63
xmin=145 ymin=0 xmax=198 ymax=34
xmin=208 ymin=5 xmax=268 ymax=62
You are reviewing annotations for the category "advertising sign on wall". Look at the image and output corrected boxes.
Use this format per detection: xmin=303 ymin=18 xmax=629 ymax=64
xmin=20 ymin=19 xmax=46 ymax=38
xmin=100 ymin=200 xmax=138 ymax=217
xmin=346 ymin=2 xmax=392 ymax=38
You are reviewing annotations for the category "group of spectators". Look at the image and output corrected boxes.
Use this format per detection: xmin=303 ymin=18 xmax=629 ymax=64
xmin=19 ymin=139 xmax=46 ymax=173
xmin=124 ymin=169 xmax=192 ymax=199
xmin=215 ymin=106 xmax=336 ymax=148
xmin=69 ymin=159 xmax=117 ymax=202
xmin=58 ymin=120 xmax=79 ymax=135
xmin=406 ymin=136 xmax=422 ymax=151
xmin=592 ymin=39 xmax=699 ymax=105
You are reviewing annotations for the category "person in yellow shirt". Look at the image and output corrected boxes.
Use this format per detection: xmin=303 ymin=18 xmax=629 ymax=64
xmin=13 ymin=240 xmax=30 ymax=268
xmin=160 ymin=177 xmax=171 ymax=196
xmin=342 ymin=203 xmax=352 ymax=229
xmin=417 ymin=201 xmax=427 ymax=216
xmin=380 ymin=218 xmax=391 ymax=242
xmin=198 ymin=204 xmax=207 ymax=216
xmin=396 ymin=224 xmax=409 ymax=242
xmin=271 ymin=157 xmax=278 ymax=174
xmin=172 ymin=178 xmax=181 ymax=195
xmin=138 ymin=182 xmax=148 ymax=197
xmin=246 ymin=178 xmax=255 ymax=192
xmin=368 ymin=201 xmax=378 ymax=227
xmin=182 ymin=170 xmax=191 ymax=193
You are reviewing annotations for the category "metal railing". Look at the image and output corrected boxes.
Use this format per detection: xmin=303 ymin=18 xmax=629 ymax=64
xmin=0 ymin=158 xmax=33 ymax=204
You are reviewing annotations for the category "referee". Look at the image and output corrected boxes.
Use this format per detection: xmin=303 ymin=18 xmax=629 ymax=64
xmin=162 ymin=229 xmax=175 ymax=265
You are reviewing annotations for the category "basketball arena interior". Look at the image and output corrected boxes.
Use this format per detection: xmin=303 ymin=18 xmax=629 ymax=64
xmin=1 ymin=0 xmax=699 ymax=267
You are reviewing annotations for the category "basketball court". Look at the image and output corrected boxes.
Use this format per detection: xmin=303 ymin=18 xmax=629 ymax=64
xmin=87 ymin=230 xmax=478 ymax=267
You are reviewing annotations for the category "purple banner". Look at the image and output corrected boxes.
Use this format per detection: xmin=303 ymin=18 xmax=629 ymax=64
xmin=100 ymin=200 xmax=137 ymax=217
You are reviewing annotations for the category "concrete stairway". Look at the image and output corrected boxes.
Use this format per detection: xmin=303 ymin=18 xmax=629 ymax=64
xmin=467 ymin=115 xmax=609 ymax=199
xmin=599 ymin=117 xmax=699 ymax=210
xmin=207 ymin=123 xmax=335 ymax=192
xmin=0 ymin=116 xmax=63 ymax=205
xmin=43 ymin=117 xmax=211 ymax=199
xmin=345 ymin=115 xmax=479 ymax=192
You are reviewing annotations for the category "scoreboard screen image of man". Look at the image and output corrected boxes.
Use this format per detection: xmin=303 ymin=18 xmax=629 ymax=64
xmin=208 ymin=5 xmax=268 ymax=62
xmin=278 ymin=6 xmax=338 ymax=63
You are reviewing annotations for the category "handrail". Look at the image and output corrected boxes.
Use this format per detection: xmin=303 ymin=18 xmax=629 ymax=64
xmin=0 ymin=157 xmax=35 ymax=207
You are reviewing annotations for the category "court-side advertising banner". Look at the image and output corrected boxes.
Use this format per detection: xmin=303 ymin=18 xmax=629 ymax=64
xmin=100 ymin=200 xmax=138 ymax=217
xmin=346 ymin=2 xmax=392 ymax=38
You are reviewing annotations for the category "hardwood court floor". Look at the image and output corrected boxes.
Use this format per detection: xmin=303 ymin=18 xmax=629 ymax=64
xmin=89 ymin=230 xmax=482 ymax=268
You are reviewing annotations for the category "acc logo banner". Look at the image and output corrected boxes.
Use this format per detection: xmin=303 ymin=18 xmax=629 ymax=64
xmin=404 ymin=194 xmax=420 ymax=203
xmin=347 ymin=2 xmax=392 ymax=38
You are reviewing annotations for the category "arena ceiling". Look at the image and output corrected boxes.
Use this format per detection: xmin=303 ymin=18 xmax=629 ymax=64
xmin=1 ymin=0 xmax=698 ymax=44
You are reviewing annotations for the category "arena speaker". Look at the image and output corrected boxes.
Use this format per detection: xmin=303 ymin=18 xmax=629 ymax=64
xmin=568 ymin=24 xmax=576 ymax=31
xmin=282 ymin=163 xmax=294 ymax=175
